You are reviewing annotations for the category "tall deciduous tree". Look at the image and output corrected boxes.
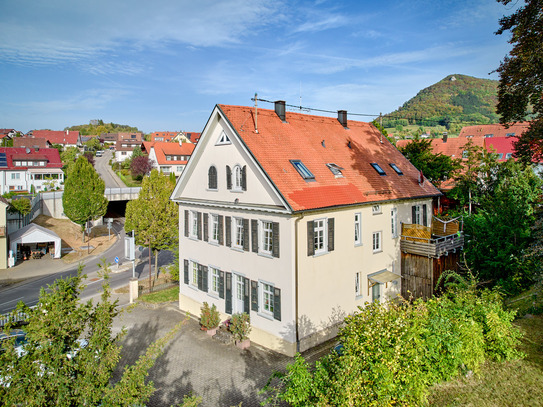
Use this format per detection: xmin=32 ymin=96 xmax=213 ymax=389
xmin=495 ymin=0 xmax=543 ymax=164
xmin=130 ymin=155 xmax=153 ymax=180
xmin=125 ymin=169 xmax=178 ymax=279
xmin=0 ymin=262 xmax=185 ymax=406
xmin=62 ymin=156 xmax=108 ymax=241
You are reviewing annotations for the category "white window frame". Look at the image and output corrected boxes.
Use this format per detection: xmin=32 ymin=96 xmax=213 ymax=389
xmin=210 ymin=214 xmax=219 ymax=244
xmin=355 ymin=271 xmax=362 ymax=297
xmin=216 ymin=130 xmax=231 ymax=145
xmin=391 ymin=208 xmax=398 ymax=238
xmin=314 ymin=218 xmax=327 ymax=254
xmin=372 ymin=231 xmax=382 ymax=253
xmin=233 ymin=217 xmax=244 ymax=249
xmin=233 ymin=165 xmax=242 ymax=190
xmin=372 ymin=204 xmax=381 ymax=215
xmin=190 ymin=261 xmax=198 ymax=287
xmin=260 ymin=281 xmax=275 ymax=316
xmin=209 ymin=266 xmax=220 ymax=297
xmin=354 ymin=213 xmax=362 ymax=246
xmin=260 ymin=220 xmax=273 ymax=255
xmin=189 ymin=211 xmax=198 ymax=239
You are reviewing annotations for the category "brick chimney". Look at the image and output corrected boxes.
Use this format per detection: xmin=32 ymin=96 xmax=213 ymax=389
xmin=442 ymin=132 xmax=448 ymax=143
xmin=338 ymin=110 xmax=348 ymax=127
xmin=275 ymin=100 xmax=286 ymax=122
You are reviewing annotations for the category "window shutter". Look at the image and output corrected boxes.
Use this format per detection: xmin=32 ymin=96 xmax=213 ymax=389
xmin=202 ymin=265 xmax=208 ymax=292
xmin=328 ymin=218 xmax=335 ymax=252
xmin=273 ymin=287 xmax=281 ymax=321
xmin=243 ymin=277 xmax=250 ymax=314
xmin=225 ymin=272 xmax=232 ymax=314
xmin=197 ymin=264 xmax=203 ymax=291
xmin=243 ymin=218 xmax=250 ymax=251
xmin=241 ymin=165 xmax=247 ymax=191
xmin=307 ymin=221 xmax=315 ymax=256
xmin=203 ymin=213 xmax=209 ymax=242
xmin=225 ymin=216 xmax=231 ymax=247
xmin=412 ymin=206 xmax=417 ymax=224
xmin=251 ymin=280 xmax=258 ymax=312
xmin=422 ymin=204 xmax=428 ymax=227
xmin=219 ymin=271 xmax=225 ymax=299
xmin=226 ymin=165 xmax=232 ymax=190
xmin=183 ymin=259 xmax=189 ymax=285
xmin=184 ymin=210 xmax=189 ymax=237
xmin=197 ymin=212 xmax=202 ymax=240
xmin=251 ymin=219 xmax=258 ymax=253
xmin=218 ymin=215 xmax=224 ymax=245
xmin=272 ymin=222 xmax=280 ymax=258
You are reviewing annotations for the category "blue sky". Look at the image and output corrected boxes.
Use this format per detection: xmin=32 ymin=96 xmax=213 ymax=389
xmin=0 ymin=0 xmax=515 ymax=134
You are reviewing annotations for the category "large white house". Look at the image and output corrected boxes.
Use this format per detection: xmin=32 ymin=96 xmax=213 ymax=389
xmin=171 ymin=102 xmax=441 ymax=356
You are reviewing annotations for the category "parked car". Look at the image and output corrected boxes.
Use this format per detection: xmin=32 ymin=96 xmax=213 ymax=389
xmin=96 ymin=150 xmax=104 ymax=157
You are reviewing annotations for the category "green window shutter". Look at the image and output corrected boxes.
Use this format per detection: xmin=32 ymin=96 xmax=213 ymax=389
xmin=226 ymin=165 xmax=232 ymax=190
xmin=218 ymin=215 xmax=224 ymax=245
xmin=251 ymin=219 xmax=258 ymax=253
xmin=197 ymin=212 xmax=202 ymax=240
xmin=412 ymin=206 xmax=417 ymax=224
xmin=272 ymin=222 xmax=280 ymax=258
xmin=241 ymin=165 xmax=247 ymax=191
xmin=219 ymin=271 xmax=225 ymax=299
xmin=251 ymin=280 xmax=258 ymax=312
xmin=243 ymin=277 xmax=250 ymax=314
xmin=202 ymin=265 xmax=208 ymax=292
xmin=423 ymin=204 xmax=428 ymax=227
xmin=184 ymin=210 xmax=189 ymax=237
xmin=243 ymin=218 xmax=250 ymax=251
xmin=183 ymin=259 xmax=189 ymax=285
xmin=225 ymin=272 xmax=232 ymax=314
xmin=225 ymin=216 xmax=231 ymax=247
xmin=273 ymin=287 xmax=281 ymax=321
xmin=197 ymin=264 xmax=203 ymax=291
xmin=203 ymin=213 xmax=209 ymax=242
xmin=328 ymin=218 xmax=335 ymax=252
xmin=307 ymin=221 xmax=315 ymax=256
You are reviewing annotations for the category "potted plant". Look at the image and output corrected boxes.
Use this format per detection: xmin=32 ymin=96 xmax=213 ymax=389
xmin=229 ymin=312 xmax=251 ymax=349
xmin=200 ymin=302 xmax=221 ymax=336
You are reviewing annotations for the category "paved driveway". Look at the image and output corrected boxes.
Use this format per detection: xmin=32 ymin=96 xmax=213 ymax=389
xmin=113 ymin=303 xmax=317 ymax=407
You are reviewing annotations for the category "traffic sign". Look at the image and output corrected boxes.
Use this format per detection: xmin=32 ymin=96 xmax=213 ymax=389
xmin=114 ymin=256 xmax=119 ymax=263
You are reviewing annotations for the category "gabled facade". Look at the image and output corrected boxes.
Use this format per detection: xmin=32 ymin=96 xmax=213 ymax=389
xmin=171 ymin=102 xmax=441 ymax=356
xmin=114 ymin=140 xmax=142 ymax=162
xmin=0 ymin=147 xmax=64 ymax=194
xmin=142 ymin=141 xmax=195 ymax=177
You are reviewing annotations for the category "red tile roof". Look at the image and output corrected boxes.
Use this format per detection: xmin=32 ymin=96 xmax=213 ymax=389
xmin=458 ymin=123 xmax=529 ymax=138
xmin=144 ymin=141 xmax=195 ymax=165
xmin=396 ymin=136 xmax=485 ymax=160
xmin=218 ymin=104 xmax=440 ymax=212
xmin=150 ymin=132 xmax=178 ymax=142
xmin=485 ymin=136 xmax=517 ymax=161
xmin=32 ymin=130 xmax=79 ymax=145
xmin=0 ymin=147 xmax=62 ymax=170
xmin=13 ymin=137 xmax=49 ymax=148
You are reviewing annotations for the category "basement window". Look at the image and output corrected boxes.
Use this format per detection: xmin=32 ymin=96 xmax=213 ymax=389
xmin=389 ymin=163 xmax=403 ymax=175
xmin=290 ymin=160 xmax=315 ymax=181
xmin=370 ymin=163 xmax=386 ymax=176
xmin=326 ymin=163 xmax=344 ymax=178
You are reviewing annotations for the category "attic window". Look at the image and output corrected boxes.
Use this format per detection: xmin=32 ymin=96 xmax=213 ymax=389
xmin=389 ymin=163 xmax=403 ymax=175
xmin=290 ymin=160 xmax=315 ymax=181
xmin=326 ymin=163 xmax=344 ymax=177
xmin=506 ymin=132 xmax=515 ymax=137
xmin=370 ymin=163 xmax=386 ymax=176
xmin=506 ymin=153 xmax=513 ymax=159
xmin=484 ymin=134 xmax=494 ymax=138
xmin=216 ymin=131 xmax=231 ymax=145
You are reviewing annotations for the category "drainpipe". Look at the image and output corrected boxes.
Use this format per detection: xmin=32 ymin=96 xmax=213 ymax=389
xmin=294 ymin=212 xmax=304 ymax=353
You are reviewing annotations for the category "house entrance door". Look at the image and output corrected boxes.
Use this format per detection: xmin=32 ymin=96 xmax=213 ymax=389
xmin=234 ymin=274 xmax=245 ymax=314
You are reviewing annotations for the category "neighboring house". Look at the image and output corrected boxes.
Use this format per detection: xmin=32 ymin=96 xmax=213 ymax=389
xmin=101 ymin=133 xmax=119 ymax=143
xmin=0 ymin=129 xmax=17 ymax=141
xmin=150 ymin=131 xmax=178 ymax=142
xmin=458 ymin=122 xmax=530 ymax=139
xmin=114 ymin=140 xmax=141 ymax=162
xmin=31 ymin=130 xmax=80 ymax=148
xmin=13 ymin=137 xmax=51 ymax=149
xmin=185 ymin=132 xmax=201 ymax=144
xmin=118 ymin=132 xmax=143 ymax=142
xmin=0 ymin=147 xmax=64 ymax=194
xmin=142 ymin=141 xmax=195 ymax=177
xmin=171 ymin=102 xmax=443 ymax=356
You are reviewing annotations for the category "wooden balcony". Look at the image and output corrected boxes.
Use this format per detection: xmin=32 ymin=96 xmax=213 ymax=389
xmin=400 ymin=222 xmax=464 ymax=258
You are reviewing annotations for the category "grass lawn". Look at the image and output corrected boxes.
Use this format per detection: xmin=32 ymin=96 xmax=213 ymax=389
xmin=138 ymin=285 xmax=179 ymax=304
xmin=116 ymin=171 xmax=142 ymax=187
xmin=428 ymin=285 xmax=543 ymax=406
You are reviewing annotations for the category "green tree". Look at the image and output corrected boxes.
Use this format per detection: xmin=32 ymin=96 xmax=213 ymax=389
xmin=62 ymin=156 xmax=108 ymax=241
xmin=0 ymin=262 xmax=186 ymax=406
xmin=84 ymin=137 xmax=101 ymax=152
xmin=495 ymin=0 xmax=543 ymax=164
xmin=398 ymin=139 xmax=461 ymax=187
xmin=9 ymin=197 xmax=32 ymax=228
xmin=125 ymin=169 xmax=178 ymax=283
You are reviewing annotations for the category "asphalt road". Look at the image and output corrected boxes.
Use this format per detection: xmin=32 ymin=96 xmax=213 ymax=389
xmin=94 ymin=149 xmax=125 ymax=188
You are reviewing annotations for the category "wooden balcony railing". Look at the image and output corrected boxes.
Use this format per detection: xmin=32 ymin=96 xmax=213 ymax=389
xmin=400 ymin=222 xmax=464 ymax=258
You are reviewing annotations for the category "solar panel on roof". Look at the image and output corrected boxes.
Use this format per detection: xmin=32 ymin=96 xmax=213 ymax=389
xmin=0 ymin=153 xmax=7 ymax=167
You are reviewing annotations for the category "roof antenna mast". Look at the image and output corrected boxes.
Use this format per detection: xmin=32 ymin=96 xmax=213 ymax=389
xmin=254 ymin=92 xmax=259 ymax=133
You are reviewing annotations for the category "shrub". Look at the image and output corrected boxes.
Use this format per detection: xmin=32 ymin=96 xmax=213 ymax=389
xmin=199 ymin=302 xmax=220 ymax=330
xmin=229 ymin=313 xmax=251 ymax=342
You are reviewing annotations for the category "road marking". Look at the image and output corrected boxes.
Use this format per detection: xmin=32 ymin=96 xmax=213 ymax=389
xmin=0 ymin=297 xmax=24 ymax=306
xmin=86 ymin=278 xmax=104 ymax=285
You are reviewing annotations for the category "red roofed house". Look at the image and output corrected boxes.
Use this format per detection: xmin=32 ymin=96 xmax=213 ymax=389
xmin=0 ymin=147 xmax=64 ymax=194
xmin=31 ymin=130 xmax=80 ymax=148
xmin=170 ymin=102 xmax=460 ymax=356
xmin=142 ymin=141 xmax=195 ymax=177
xmin=115 ymin=140 xmax=142 ymax=163
xmin=150 ymin=131 xmax=178 ymax=142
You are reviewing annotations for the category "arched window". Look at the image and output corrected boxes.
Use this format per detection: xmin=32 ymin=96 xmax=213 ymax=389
xmin=233 ymin=165 xmax=242 ymax=190
xmin=208 ymin=166 xmax=217 ymax=190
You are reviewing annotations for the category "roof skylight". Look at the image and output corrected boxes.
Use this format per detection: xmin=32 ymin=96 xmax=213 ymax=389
xmin=370 ymin=163 xmax=386 ymax=176
xmin=290 ymin=160 xmax=315 ymax=181
xmin=389 ymin=163 xmax=403 ymax=175
xmin=326 ymin=163 xmax=344 ymax=177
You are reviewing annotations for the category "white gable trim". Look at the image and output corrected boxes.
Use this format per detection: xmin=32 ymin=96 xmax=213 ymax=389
xmin=170 ymin=105 xmax=292 ymax=213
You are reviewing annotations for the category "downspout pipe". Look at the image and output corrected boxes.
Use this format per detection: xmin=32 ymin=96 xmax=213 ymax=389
xmin=294 ymin=212 xmax=304 ymax=353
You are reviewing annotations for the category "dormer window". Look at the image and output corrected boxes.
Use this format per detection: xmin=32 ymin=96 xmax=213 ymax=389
xmin=484 ymin=134 xmax=494 ymax=138
xmin=216 ymin=131 xmax=231 ymax=145
xmin=290 ymin=160 xmax=315 ymax=181
xmin=370 ymin=163 xmax=386 ymax=176
xmin=326 ymin=163 xmax=344 ymax=178
xmin=506 ymin=133 xmax=515 ymax=137
xmin=389 ymin=163 xmax=403 ymax=175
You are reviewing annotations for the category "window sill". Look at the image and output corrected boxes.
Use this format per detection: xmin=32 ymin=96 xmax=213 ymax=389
xmin=231 ymin=246 xmax=245 ymax=253
xmin=257 ymin=252 xmax=274 ymax=259
xmin=188 ymin=284 xmax=199 ymax=292
xmin=257 ymin=311 xmax=275 ymax=321
xmin=188 ymin=236 xmax=199 ymax=242
xmin=207 ymin=293 xmax=220 ymax=300
xmin=372 ymin=249 xmax=383 ymax=254
xmin=230 ymin=189 xmax=244 ymax=193
xmin=354 ymin=242 xmax=363 ymax=247
xmin=206 ymin=188 xmax=218 ymax=192
xmin=312 ymin=250 xmax=329 ymax=258
xmin=355 ymin=294 xmax=364 ymax=300
xmin=208 ymin=240 xmax=220 ymax=247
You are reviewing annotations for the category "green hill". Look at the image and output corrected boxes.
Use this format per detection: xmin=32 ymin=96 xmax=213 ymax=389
xmin=65 ymin=120 xmax=140 ymax=136
xmin=384 ymin=74 xmax=499 ymax=129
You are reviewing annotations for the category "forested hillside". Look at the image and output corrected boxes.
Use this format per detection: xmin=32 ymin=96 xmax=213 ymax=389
xmin=65 ymin=120 xmax=140 ymax=135
xmin=384 ymin=74 xmax=499 ymax=128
